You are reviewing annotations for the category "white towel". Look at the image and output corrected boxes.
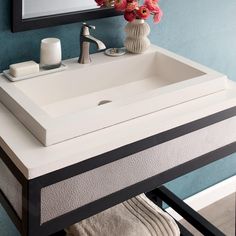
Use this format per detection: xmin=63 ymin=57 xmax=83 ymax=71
xmin=66 ymin=194 xmax=180 ymax=236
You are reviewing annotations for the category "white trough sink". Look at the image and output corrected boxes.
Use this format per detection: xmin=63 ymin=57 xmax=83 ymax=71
xmin=0 ymin=45 xmax=227 ymax=146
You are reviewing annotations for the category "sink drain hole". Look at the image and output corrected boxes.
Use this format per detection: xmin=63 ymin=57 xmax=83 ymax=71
xmin=98 ymin=100 xmax=112 ymax=106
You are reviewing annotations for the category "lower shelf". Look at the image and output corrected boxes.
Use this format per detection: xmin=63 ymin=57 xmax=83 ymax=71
xmin=147 ymin=186 xmax=225 ymax=236
xmin=51 ymin=185 xmax=225 ymax=236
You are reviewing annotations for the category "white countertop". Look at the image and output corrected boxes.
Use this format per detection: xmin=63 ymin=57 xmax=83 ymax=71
xmin=0 ymin=79 xmax=236 ymax=179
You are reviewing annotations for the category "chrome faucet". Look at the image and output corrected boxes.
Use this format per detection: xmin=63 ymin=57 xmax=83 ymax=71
xmin=78 ymin=23 xmax=106 ymax=64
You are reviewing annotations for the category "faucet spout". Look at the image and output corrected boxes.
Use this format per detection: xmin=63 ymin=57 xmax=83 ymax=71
xmin=84 ymin=35 xmax=106 ymax=50
xmin=78 ymin=23 xmax=106 ymax=64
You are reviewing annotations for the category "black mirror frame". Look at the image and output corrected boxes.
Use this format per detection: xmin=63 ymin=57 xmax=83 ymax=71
xmin=12 ymin=0 xmax=122 ymax=32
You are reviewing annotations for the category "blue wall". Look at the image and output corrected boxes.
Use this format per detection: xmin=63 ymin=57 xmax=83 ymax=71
xmin=0 ymin=0 xmax=236 ymax=235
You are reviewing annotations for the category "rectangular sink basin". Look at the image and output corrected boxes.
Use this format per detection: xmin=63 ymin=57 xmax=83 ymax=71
xmin=0 ymin=45 xmax=227 ymax=146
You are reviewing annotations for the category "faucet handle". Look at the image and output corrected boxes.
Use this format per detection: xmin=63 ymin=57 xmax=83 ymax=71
xmin=81 ymin=23 xmax=96 ymax=36
xmin=82 ymin=23 xmax=96 ymax=30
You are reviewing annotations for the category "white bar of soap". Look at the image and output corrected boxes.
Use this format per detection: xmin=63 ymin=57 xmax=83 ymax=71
xmin=9 ymin=61 xmax=39 ymax=77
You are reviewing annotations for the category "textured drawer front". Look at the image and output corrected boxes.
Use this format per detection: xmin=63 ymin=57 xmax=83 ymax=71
xmin=0 ymin=159 xmax=22 ymax=219
xmin=41 ymin=117 xmax=236 ymax=223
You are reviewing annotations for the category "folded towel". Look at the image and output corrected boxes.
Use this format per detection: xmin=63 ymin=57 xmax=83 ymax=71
xmin=66 ymin=194 xmax=180 ymax=236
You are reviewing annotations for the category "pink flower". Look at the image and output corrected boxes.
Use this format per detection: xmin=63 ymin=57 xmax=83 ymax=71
xmin=124 ymin=11 xmax=136 ymax=22
xmin=114 ymin=0 xmax=127 ymax=11
xmin=153 ymin=7 xmax=163 ymax=23
xmin=137 ymin=5 xmax=150 ymax=20
xmin=95 ymin=0 xmax=105 ymax=6
xmin=144 ymin=0 xmax=159 ymax=5
xmin=144 ymin=0 xmax=159 ymax=12
xmin=126 ymin=1 xmax=138 ymax=12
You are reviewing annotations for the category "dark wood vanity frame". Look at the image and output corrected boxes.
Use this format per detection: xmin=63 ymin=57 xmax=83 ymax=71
xmin=1 ymin=106 xmax=236 ymax=236
xmin=12 ymin=0 xmax=122 ymax=32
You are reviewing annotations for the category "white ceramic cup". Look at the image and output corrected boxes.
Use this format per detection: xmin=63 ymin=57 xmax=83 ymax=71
xmin=40 ymin=38 xmax=62 ymax=69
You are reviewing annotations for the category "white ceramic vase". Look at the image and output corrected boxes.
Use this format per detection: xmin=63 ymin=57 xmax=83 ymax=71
xmin=124 ymin=19 xmax=151 ymax=54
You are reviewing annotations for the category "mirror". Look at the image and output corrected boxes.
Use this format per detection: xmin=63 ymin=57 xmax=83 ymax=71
xmin=23 ymin=0 xmax=107 ymax=19
xmin=12 ymin=0 xmax=120 ymax=32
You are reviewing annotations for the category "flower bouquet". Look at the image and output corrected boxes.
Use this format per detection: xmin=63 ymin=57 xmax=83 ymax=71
xmin=95 ymin=0 xmax=163 ymax=23
xmin=114 ymin=0 xmax=163 ymax=23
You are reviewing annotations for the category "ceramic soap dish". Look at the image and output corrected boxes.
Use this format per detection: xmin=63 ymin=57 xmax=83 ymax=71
xmin=105 ymin=48 xmax=126 ymax=57
xmin=3 ymin=63 xmax=67 ymax=82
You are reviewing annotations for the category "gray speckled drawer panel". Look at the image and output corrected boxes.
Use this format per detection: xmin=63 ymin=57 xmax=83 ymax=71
xmin=41 ymin=117 xmax=236 ymax=224
xmin=0 ymin=159 xmax=22 ymax=219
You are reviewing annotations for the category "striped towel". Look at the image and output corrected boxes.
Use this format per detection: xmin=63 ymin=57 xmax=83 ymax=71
xmin=66 ymin=194 xmax=180 ymax=236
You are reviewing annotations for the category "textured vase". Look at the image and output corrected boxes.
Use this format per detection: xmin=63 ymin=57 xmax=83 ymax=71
xmin=124 ymin=19 xmax=151 ymax=54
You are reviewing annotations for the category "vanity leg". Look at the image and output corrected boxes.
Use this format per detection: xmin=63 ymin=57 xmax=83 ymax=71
xmin=22 ymin=181 xmax=41 ymax=236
